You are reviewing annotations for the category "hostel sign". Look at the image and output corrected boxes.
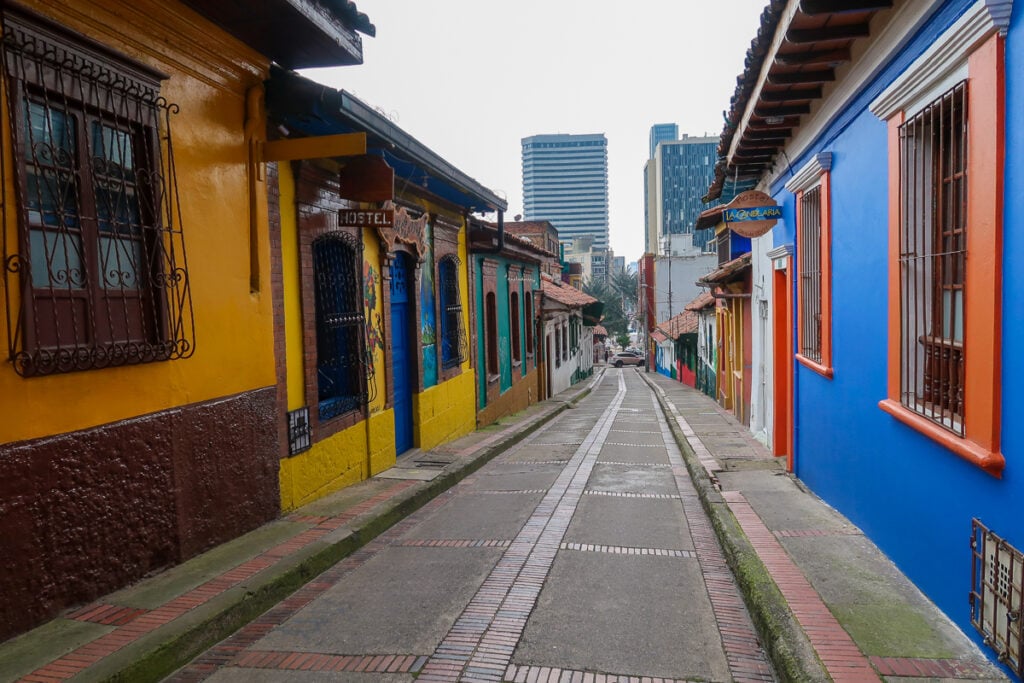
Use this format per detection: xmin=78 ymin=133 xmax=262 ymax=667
xmin=723 ymin=190 xmax=781 ymax=238
xmin=338 ymin=209 xmax=394 ymax=228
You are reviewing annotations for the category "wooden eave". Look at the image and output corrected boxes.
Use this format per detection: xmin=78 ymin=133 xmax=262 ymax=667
xmin=707 ymin=0 xmax=892 ymax=202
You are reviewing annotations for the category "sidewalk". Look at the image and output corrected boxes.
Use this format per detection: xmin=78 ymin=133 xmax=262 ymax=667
xmin=0 ymin=375 xmax=602 ymax=683
xmin=640 ymin=370 xmax=1007 ymax=683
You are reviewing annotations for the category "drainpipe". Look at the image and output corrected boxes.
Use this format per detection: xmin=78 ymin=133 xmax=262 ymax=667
xmin=476 ymin=209 xmax=505 ymax=254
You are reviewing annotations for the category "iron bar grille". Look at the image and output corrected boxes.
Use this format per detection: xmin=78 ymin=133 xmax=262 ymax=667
xmin=798 ymin=185 xmax=822 ymax=363
xmin=1 ymin=10 xmax=194 ymax=376
xmin=438 ymin=254 xmax=466 ymax=369
xmin=286 ymin=406 xmax=311 ymax=456
xmin=312 ymin=231 xmax=373 ymax=422
xmin=898 ymin=81 xmax=967 ymax=435
xmin=971 ymin=519 xmax=1024 ymax=676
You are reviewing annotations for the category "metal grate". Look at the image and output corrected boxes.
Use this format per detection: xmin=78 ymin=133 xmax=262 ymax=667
xmin=971 ymin=519 xmax=1024 ymax=676
xmin=312 ymin=231 xmax=374 ymax=421
xmin=898 ymin=81 xmax=968 ymax=435
xmin=798 ymin=185 xmax=822 ymax=363
xmin=438 ymin=254 xmax=466 ymax=369
xmin=287 ymin=406 xmax=311 ymax=456
xmin=1 ymin=9 xmax=194 ymax=376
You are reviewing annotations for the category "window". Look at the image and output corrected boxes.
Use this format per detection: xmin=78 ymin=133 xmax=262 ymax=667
xmin=1 ymin=8 xmax=193 ymax=376
xmin=554 ymin=327 xmax=561 ymax=368
xmin=525 ymin=293 xmax=534 ymax=357
xmin=312 ymin=232 xmax=367 ymax=421
xmin=509 ymin=291 xmax=521 ymax=365
xmin=438 ymin=255 xmax=465 ymax=369
xmin=898 ymin=83 xmax=967 ymax=433
xmin=785 ymin=152 xmax=833 ymax=376
xmin=562 ymin=322 xmax=568 ymax=361
xmin=870 ymin=5 xmax=1005 ymax=476
xmin=485 ymin=291 xmax=498 ymax=377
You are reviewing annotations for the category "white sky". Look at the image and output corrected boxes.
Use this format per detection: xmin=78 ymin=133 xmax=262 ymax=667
xmin=304 ymin=0 xmax=767 ymax=265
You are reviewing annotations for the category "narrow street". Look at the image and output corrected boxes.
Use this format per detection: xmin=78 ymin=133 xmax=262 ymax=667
xmin=168 ymin=369 xmax=774 ymax=683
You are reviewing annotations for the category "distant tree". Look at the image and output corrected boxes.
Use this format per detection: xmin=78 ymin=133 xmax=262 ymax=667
xmin=609 ymin=269 xmax=638 ymax=319
xmin=615 ymin=333 xmax=630 ymax=349
xmin=583 ymin=277 xmax=627 ymax=338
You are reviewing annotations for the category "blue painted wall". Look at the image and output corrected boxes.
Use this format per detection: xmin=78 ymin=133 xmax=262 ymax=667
xmin=768 ymin=0 xmax=1022 ymax=664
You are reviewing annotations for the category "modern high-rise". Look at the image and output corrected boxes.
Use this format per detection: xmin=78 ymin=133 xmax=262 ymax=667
xmin=644 ymin=129 xmax=718 ymax=253
xmin=648 ymin=123 xmax=678 ymax=159
xmin=522 ymin=133 xmax=609 ymax=250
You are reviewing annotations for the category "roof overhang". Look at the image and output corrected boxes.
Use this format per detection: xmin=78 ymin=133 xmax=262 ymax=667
xmin=705 ymin=0 xmax=893 ymax=202
xmin=266 ymin=66 xmax=507 ymax=214
xmin=180 ymin=0 xmax=374 ymax=69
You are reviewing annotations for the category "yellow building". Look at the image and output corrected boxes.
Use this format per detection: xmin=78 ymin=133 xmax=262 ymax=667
xmin=264 ymin=68 xmax=507 ymax=511
xmin=0 ymin=0 xmax=372 ymax=640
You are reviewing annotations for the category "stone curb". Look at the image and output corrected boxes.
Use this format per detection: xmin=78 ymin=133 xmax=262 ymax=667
xmin=101 ymin=371 xmax=604 ymax=683
xmin=638 ymin=371 xmax=829 ymax=683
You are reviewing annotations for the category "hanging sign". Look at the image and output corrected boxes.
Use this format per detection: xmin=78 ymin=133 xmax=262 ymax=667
xmin=723 ymin=190 xmax=781 ymax=238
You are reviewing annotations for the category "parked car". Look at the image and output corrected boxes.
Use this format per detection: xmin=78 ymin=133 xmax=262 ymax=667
xmin=611 ymin=352 xmax=644 ymax=368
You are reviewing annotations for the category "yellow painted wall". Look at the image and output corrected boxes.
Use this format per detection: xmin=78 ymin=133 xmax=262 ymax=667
xmin=416 ymin=369 xmax=478 ymax=451
xmin=1 ymin=0 xmax=275 ymax=444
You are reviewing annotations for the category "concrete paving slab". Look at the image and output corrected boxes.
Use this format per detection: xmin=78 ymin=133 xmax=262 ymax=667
xmin=375 ymin=467 xmax=442 ymax=481
xmin=736 ymin=480 xmax=859 ymax=532
xmin=0 ymin=613 xmax=106 ymax=681
xmin=298 ymin=478 xmax=407 ymax=518
xmin=462 ymin=463 xmax=563 ymax=491
xmin=564 ymin=495 xmax=694 ymax=551
xmin=255 ymin=546 xmax=503 ymax=654
xmin=399 ymin=491 xmax=544 ymax=540
xmin=514 ymin=551 xmax=728 ymax=681
xmin=587 ymin=463 xmax=678 ymax=495
xmin=596 ymin=442 xmax=670 ymax=464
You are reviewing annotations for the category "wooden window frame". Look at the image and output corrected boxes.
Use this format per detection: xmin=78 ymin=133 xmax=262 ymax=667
xmin=871 ymin=10 xmax=1005 ymax=477
xmin=2 ymin=7 xmax=193 ymax=376
xmin=785 ymin=152 xmax=833 ymax=379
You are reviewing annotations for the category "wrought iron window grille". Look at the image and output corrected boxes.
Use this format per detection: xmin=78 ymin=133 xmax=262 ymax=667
xmin=286 ymin=406 xmax=312 ymax=456
xmin=898 ymin=81 xmax=968 ymax=436
xmin=1 ymin=8 xmax=194 ymax=377
xmin=798 ymin=185 xmax=823 ymax=364
xmin=312 ymin=230 xmax=375 ymax=422
xmin=438 ymin=254 xmax=466 ymax=369
xmin=971 ymin=519 xmax=1023 ymax=676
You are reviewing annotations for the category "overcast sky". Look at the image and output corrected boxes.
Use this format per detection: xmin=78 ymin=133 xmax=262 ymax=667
xmin=304 ymin=0 xmax=767 ymax=264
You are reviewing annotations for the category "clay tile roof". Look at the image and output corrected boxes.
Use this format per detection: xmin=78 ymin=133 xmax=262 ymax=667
xmin=593 ymin=325 xmax=608 ymax=336
xmin=686 ymin=292 xmax=716 ymax=312
xmin=697 ymin=253 xmax=752 ymax=287
xmin=651 ymin=329 xmax=669 ymax=344
xmin=541 ymin=278 xmax=598 ymax=308
xmin=660 ymin=311 xmax=698 ymax=340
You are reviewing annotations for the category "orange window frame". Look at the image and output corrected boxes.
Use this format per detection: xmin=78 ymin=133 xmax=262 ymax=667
xmin=795 ymin=172 xmax=833 ymax=378
xmin=878 ymin=34 xmax=1005 ymax=477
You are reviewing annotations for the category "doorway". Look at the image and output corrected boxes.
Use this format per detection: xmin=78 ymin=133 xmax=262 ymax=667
xmin=390 ymin=252 xmax=416 ymax=456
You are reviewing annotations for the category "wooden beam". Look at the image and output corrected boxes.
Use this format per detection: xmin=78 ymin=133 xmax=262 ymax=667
xmin=767 ymin=69 xmax=835 ymax=85
xmin=785 ymin=23 xmax=870 ymax=44
xmin=753 ymin=103 xmax=810 ymax=117
xmin=775 ymin=47 xmax=851 ymax=66
xmin=743 ymin=128 xmax=792 ymax=141
xmin=263 ymin=132 xmax=367 ymax=162
xmin=799 ymin=0 xmax=892 ymax=15
xmin=760 ymin=86 xmax=823 ymax=102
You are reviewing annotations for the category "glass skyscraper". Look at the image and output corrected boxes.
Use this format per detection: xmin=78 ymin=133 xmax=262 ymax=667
xmin=521 ymin=133 xmax=609 ymax=250
xmin=645 ymin=129 xmax=718 ymax=253
xmin=648 ymin=123 xmax=678 ymax=159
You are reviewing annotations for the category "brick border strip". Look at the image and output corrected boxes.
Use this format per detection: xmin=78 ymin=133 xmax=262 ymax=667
xmin=230 ymin=650 xmax=427 ymax=674
xmin=559 ymin=543 xmax=696 ymax=559
xmin=505 ymin=663 xmax=696 ymax=683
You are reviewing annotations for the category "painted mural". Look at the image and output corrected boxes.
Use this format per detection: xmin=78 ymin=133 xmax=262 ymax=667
xmin=363 ymin=262 xmax=385 ymax=367
xmin=420 ymin=219 xmax=438 ymax=388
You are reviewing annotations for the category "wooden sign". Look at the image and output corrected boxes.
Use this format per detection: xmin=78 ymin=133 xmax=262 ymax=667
xmin=338 ymin=209 xmax=393 ymax=228
xmin=723 ymin=190 xmax=781 ymax=238
xmin=338 ymin=155 xmax=394 ymax=202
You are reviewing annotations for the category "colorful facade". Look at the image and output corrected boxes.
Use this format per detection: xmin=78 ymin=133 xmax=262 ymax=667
xmin=264 ymin=69 xmax=506 ymax=511
xmin=470 ymin=219 xmax=553 ymax=426
xmin=707 ymin=0 xmax=1022 ymax=672
xmin=540 ymin=276 xmax=598 ymax=397
xmin=0 ymin=0 xmax=372 ymax=639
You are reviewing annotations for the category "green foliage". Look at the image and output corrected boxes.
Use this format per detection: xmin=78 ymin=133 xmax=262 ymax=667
xmin=615 ymin=333 xmax=630 ymax=348
xmin=583 ymin=272 xmax=637 ymax=339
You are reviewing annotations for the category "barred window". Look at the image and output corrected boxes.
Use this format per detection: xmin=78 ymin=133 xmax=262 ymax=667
xmin=524 ymin=293 xmax=534 ymax=356
xmin=899 ymin=81 xmax=968 ymax=435
xmin=1 ymin=8 xmax=193 ymax=376
xmin=509 ymin=290 xmax=521 ymax=364
xmin=485 ymin=291 xmax=497 ymax=376
xmin=312 ymin=232 xmax=367 ymax=421
xmin=438 ymin=255 xmax=466 ymax=369
xmin=798 ymin=185 xmax=823 ymax=363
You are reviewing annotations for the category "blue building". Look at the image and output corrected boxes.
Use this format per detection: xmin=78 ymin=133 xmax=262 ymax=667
xmin=706 ymin=0 xmax=1022 ymax=675
xmin=521 ymin=133 xmax=609 ymax=251
xmin=648 ymin=122 xmax=678 ymax=159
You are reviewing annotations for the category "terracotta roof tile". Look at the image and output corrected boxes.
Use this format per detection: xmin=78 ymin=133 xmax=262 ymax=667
xmin=686 ymin=292 xmax=716 ymax=312
xmin=541 ymin=278 xmax=598 ymax=308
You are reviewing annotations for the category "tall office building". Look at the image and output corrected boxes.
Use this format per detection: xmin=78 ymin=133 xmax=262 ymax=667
xmin=648 ymin=123 xmax=678 ymax=159
xmin=644 ymin=129 xmax=718 ymax=253
xmin=521 ymin=133 xmax=609 ymax=250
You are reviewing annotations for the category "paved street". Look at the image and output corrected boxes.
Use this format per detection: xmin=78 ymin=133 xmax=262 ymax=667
xmin=168 ymin=369 xmax=774 ymax=683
